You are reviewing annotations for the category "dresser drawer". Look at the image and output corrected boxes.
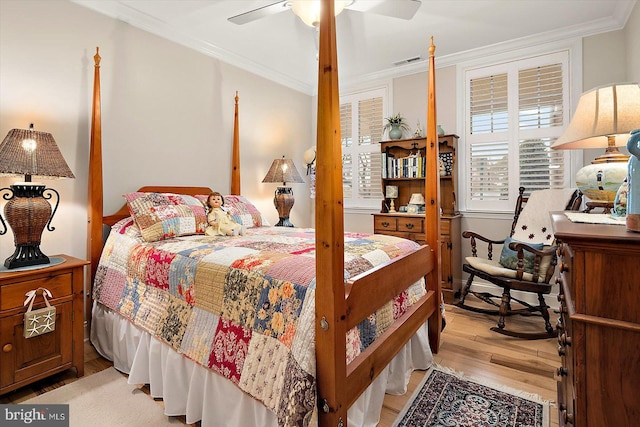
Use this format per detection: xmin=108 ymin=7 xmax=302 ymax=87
xmin=0 ymin=273 xmax=73 ymax=312
xmin=397 ymin=217 xmax=423 ymax=233
xmin=374 ymin=216 xmax=398 ymax=232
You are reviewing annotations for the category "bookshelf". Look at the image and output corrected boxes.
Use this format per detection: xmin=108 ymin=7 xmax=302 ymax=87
xmin=373 ymin=135 xmax=461 ymax=302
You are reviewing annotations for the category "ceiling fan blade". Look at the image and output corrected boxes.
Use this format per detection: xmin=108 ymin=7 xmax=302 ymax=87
xmin=347 ymin=0 xmax=421 ymax=20
xmin=228 ymin=1 xmax=290 ymax=25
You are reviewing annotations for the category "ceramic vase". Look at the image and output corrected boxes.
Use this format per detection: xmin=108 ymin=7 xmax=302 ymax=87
xmin=389 ymin=124 xmax=403 ymax=140
xmin=627 ymin=128 xmax=640 ymax=232
xmin=612 ymin=177 xmax=628 ymax=217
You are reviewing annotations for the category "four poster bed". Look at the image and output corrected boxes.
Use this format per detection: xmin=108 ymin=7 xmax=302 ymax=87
xmin=87 ymin=2 xmax=442 ymax=426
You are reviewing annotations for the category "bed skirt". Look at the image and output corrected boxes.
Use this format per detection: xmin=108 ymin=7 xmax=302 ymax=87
xmin=90 ymin=302 xmax=433 ymax=427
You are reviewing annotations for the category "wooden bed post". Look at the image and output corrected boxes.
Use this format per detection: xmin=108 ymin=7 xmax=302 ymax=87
xmin=231 ymin=91 xmax=240 ymax=195
xmin=424 ymin=38 xmax=442 ymax=350
xmin=315 ymin=0 xmax=347 ymax=425
xmin=87 ymin=47 xmax=103 ymax=324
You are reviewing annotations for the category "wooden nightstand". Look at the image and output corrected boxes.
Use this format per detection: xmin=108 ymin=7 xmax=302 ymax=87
xmin=0 ymin=255 xmax=88 ymax=395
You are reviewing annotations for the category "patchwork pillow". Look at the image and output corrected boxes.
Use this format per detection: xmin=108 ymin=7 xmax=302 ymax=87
xmin=196 ymin=194 xmax=270 ymax=228
xmin=498 ymin=236 xmax=544 ymax=274
xmin=124 ymin=192 xmax=208 ymax=242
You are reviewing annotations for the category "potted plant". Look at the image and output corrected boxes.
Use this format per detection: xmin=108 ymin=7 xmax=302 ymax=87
xmin=383 ymin=113 xmax=410 ymax=139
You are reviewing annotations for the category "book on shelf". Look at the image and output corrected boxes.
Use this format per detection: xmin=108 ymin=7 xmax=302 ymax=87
xmin=384 ymin=154 xmax=426 ymax=178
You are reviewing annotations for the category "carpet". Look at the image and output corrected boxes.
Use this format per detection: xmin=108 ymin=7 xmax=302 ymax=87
xmin=393 ymin=366 xmax=549 ymax=427
xmin=23 ymin=368 xmax=181 ymax=426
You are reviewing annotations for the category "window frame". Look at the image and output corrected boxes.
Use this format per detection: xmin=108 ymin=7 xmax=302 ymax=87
xmin=456 ymin=38 xmax=583 ymax=213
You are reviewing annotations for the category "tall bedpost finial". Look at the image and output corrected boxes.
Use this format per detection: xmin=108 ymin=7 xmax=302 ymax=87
xmin=231 ymin=91 xmax=241 ymax=195
xmin=429 ymin=36 xmax=435 ymax=57
xmin=94 ymin=47 xmax=101 ymax=67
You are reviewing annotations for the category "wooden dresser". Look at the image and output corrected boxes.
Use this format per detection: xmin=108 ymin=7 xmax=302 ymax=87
xmin=552 ymin=213 xmax=640 ymax=426
xmin=0 ymin=255 xmax=88 ymax=395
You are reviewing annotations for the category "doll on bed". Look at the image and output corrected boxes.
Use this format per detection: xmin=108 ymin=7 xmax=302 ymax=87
xmin=205 ymin=192 xmax=245 ymax=236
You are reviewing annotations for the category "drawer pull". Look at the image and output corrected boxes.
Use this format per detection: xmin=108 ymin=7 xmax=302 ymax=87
xmin=557 ymin=366 xmax=568 ymax=377
xmin=558 ymin=333 xmax=572 ymax=347
xmin=381 ymin=221 xmax=390 ymax=227
xmin=560 ymin=263 xmax=569 ymax=273
xmin=2 ymin=343 xmax=12 ymax=353
xmin=405 ymin=223 xmax=414 ymax=230
xmin=557 ymin=292 xmax=565 ymax=302
xmin=557 ymin=345 xmax=565 ymax=356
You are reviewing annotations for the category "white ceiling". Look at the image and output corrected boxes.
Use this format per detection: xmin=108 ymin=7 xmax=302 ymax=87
xmin=73 ymin=0 xmax=636 ymax=94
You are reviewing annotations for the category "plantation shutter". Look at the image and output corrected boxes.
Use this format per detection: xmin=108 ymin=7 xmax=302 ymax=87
xmin=356 ymin=97 xmax=383 ymax=201
xmin=518 ymin=64 xmax=566 ymax=193
xmin=465 ymin=51 xmax=570 ymax=211
xmin=340 ymin=87 xmax=387 ymax=208
xmin=468 ymin=74 xmax=509 ymax=202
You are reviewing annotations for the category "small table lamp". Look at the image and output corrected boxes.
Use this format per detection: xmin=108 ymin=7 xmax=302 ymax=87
xmin=0 ymin=124 xmax=75 ymax=268
xmin=552 ymin=83 xmax=640 ymax=213
xmin=385 ymin=185 xmax=398 ymax=213
xmin=408 ymin=192 xmax=425 ymax=213
xmin=262 ymin=156 xmax=304 ymax=227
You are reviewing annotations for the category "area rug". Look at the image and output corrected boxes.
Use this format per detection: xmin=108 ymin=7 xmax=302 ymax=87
xmin=393 ymin=366 xmax=549 ymax=427
xmin=23 ymin=367 xmax=181 ymax=426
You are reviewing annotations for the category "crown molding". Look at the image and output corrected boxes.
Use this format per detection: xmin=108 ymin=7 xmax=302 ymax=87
xmin=73 ymin=0 xmax=634 ymax=97
xmin=72 ymin=0 xmax=315 ymax=94
xmin=341 ymin=5 xmax=631 ymax=90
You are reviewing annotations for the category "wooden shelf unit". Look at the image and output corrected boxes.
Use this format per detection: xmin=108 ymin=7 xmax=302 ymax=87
xmin=373 ymin=135 xmax=461 ymax=303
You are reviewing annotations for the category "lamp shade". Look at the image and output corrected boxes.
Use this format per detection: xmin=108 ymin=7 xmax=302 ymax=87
xmin=262 ymin=156 xmax=304 ymax=185
xmin=385 ymin=185 xmax=398 ymax=199
xmin=0 ymin=126 xmax=75 ymax=180
xmin=408 ymin=193 xmax=425 ymax=205
xmin=552 ymin=83 xmax=640 ymax=150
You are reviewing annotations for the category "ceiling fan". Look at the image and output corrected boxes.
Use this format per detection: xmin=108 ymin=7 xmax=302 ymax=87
xmin=228 ymin=0 xmax=422 ymax=27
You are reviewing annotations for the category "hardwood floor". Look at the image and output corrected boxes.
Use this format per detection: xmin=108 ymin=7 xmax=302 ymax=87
xmin=378 ymin=301 xmax=560 ymax=427
xmin=2 ymin=299 xmax=560 ymax=426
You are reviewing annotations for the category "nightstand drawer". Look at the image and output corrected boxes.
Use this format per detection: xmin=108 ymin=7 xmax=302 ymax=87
xmin=0 ymin=273 xmax=72 ymax=312
xmin=398 ymin=217 xmax=423 ymax=233
xmin=374 ymin=216 xmax=397 ymax=232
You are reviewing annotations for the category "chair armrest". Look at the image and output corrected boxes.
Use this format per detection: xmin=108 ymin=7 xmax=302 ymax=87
xmin=508 ymin=242 xmax=558 ymax=282
xmin=508 ymin=242 xmax=556 ymax=257
xmin=462 ymin=231 xmax=505 ymax=245
xmin=462 ymin=231 xmax=506 ymax=260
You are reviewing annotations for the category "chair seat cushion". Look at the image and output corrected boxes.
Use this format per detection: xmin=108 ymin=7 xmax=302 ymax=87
xmin=465 ymin=256 xmax=548 ymax=283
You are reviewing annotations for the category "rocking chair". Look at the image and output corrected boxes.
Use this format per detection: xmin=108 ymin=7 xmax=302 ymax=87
xmin=457 ymin=187 xmax=582 ymax=339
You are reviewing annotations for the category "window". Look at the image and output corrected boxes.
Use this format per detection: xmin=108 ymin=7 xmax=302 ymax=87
xmin=463 ymin=51 xmax=571 ymax=211
xmin=340 ymin=87 xmax=388 ymax=209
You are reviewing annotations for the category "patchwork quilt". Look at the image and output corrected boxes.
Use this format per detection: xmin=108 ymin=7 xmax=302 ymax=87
xmin=93 ymin=219 xmax=426 ymax=426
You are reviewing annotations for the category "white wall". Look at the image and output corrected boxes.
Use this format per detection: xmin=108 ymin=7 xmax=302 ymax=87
xmin=0 ymin=0 xmax=315 ymax=266
xmin=626 ymin=2 xmax=640 ymax=83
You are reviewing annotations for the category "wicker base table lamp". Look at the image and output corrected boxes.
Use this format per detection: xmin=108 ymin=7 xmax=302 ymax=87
xmin=262 ymin=156 xmax=305 ymax=227
xmin=0 ymin=124 xmax=74 ymax=268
